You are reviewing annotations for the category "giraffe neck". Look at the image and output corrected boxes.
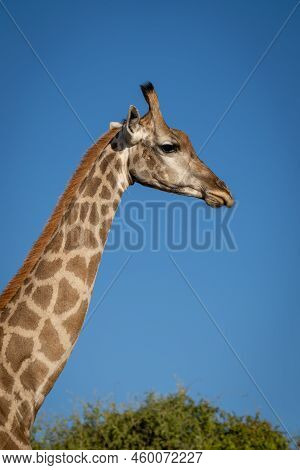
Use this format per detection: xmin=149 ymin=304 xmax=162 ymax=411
xmin=0 ymin=137 xmax=131 ymax=448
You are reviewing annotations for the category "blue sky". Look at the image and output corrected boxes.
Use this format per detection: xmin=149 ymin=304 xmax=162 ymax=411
xmin=0 ymin=0 xmax=299 ymax=440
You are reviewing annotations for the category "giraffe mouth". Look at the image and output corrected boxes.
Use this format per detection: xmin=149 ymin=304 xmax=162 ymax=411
xmin=204 ymin=190 xmax=234 ymax=208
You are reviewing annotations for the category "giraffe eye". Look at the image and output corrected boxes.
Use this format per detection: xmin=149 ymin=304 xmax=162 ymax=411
xmin=160 ymin=143 xmax=178 ymax=153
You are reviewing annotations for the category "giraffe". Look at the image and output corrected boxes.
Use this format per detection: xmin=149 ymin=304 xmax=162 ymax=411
xmin=0 ymin=82 xmax=234 ymax=449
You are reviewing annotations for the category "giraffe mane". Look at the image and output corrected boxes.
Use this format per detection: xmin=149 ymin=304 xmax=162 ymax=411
xmin=0 ymin=126 xmax=119 ymax=311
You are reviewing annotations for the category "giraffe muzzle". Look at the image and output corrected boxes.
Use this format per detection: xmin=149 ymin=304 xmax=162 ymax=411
xmin=204 ymin=188 xmax=234 ymax=208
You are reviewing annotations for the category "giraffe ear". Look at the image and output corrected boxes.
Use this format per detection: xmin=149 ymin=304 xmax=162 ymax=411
xmin=124 ymin=105 xmax=142 ymax=146
xmin=127 ymin=105 xmax=140 ymax=132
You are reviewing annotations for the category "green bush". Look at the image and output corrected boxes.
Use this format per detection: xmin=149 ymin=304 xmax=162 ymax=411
xmin=31 ymin=390 xmax=289 ymax=450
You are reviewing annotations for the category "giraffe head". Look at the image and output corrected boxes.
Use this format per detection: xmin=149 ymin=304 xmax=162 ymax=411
xmin=116 ymin=82 xmax=234 ymax=208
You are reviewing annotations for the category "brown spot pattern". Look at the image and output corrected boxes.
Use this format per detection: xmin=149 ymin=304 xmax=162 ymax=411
xmin=107 ymin=171 xmax=116 ymax=188
xmin=99 ymin=219 xmax=112 ymax=245
xmin=100 ymin=156 xmax=109 ymax=173
xmin=0 ymin=307 xmax=10 ymax=324
xmin=101 ymin=204 xmax=109 ymax=216
xmin=54 ymin=278 xmax=79 ymax=315
xmin=6 ymin=334 xmax=34 ymax=372
xmin=89 ymin=203 xmax=99 ymax=225
xmin=45 ymin=230 xmax=63 ymax=254
xmin=83 ymin=177 xmax=101 ymax=197
xmin=66 ymin=203 xmax=79 ymax=225
xmin=32 ymin=285 xmax=53 ymax=309
xmin=20 ymin=359 xmax=48 ymax=391
xmin=35 ymin=259 xmax=62 ymax=280
xmin=39 ymin=319 xmax=65 ymax=361
xmin=100 ymin=185 xmax=111 ymax=200
xmin=0 ymin=397 xmax=11 ymax=423
xmin=63 ymin=299 xmax=88 ymax=343
xmin=80 ymin=202 xmax=90 ymax=222
xmin=0 ymin=364 xmax=14 ymax=393
xmin=87 ymin=253 xmax=101 ymax=287
xmin=84 ymin=229 xmax=98 ymax=249
xmin=66 ymin=255 xmax=87 ymax=282
xmin=8 ymin=301 xmax=40 ymax=330
xmin=65 ymin=226 xmax=81 ymax=251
